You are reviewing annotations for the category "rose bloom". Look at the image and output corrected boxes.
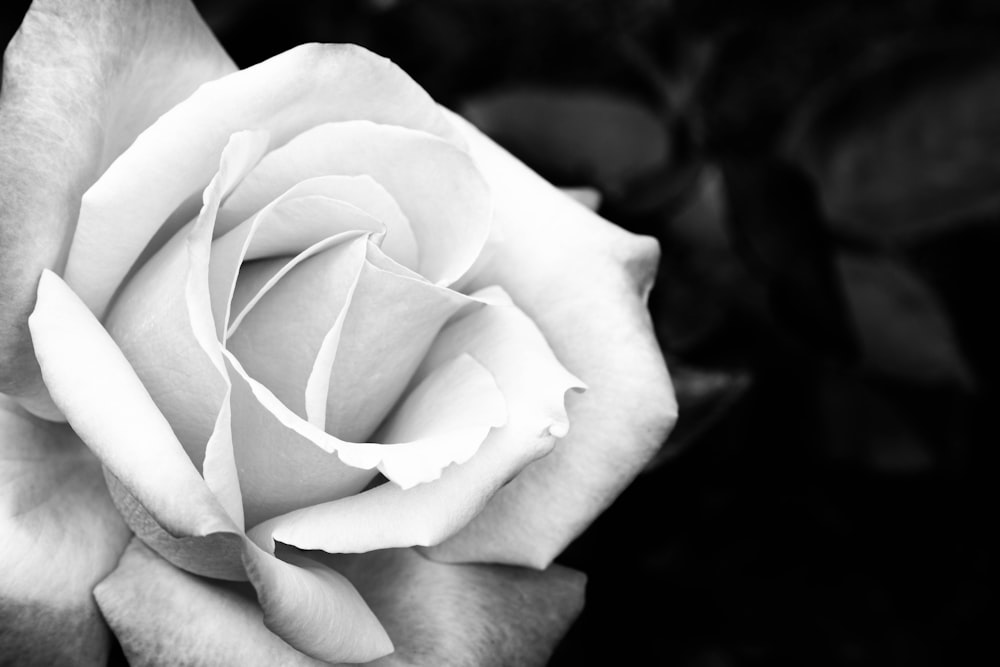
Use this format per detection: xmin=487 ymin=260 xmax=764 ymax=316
xmin=0 ymin=1 xmax=676 ymax=666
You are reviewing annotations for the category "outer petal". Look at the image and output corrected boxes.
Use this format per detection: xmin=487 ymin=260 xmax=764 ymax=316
xmin=95 ymin=540 xmax=328 ymax=667
xmin=432 ymin=112 xmax=678 ymax=568
xmin=64 ymin=44 xmax=463 ymax=319
xmin=0 ymin=0 xmax=233 ymax=406
xmin=221 ymin=121 xmax=491 ymax=287
xmin=332 ymin=549 xmax=586 ymax=667
xmin=96 ymin=541 xmax=584 ymax=667
xmin=0 ymin=397 xmax=131 ymax=666
xmin=246 ymin=289 xmax=580 ymax=555
xmin=29 ymin=269 xmax=242 ymax=578
xmin=95 ymin=539 xmax=391 ymax=667
xmin=99 ymin=131 xmax=267 ymax=489
xmin=29 ymin=273 xmax=393 ymax=663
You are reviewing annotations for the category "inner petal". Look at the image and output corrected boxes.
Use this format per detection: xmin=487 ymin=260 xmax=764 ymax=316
xmin=209 ymin=179 xmax=406 ymax=338
xmin=222 ymin=121 xmax=492 ymax=286
xmin=225 ymin=235 xmax=368 ymax=419
xmin=369 ymin=353 xmax=507 ymax=488
xmin=322 ymin=243 xmax=475 ymax=442
xmin=215 ymin=174 xmax=418 ymax=267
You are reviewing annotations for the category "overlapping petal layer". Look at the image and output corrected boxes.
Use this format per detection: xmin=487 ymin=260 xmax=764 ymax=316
xmin=95 ymin=541 xmax=584 ymax=667
xmin=29 ymin=271 xmax=395 ymax=663
xmin=0 ymin=0 xmax=234 ymax=408
xmin=103 ymin=130 xmax=269 ymax=470
xmin=227 ymin=234 xmax=370 ymax=419
xmin=6 ymin=7 xmax=675 ymax=663
xmin=65 ymin=44 xmax=463 ymax=319
xmin=247 ymin=288 xmax=581 ymax=555
xmin=222 ymin=121 xmax=491 ymax=286
xmin=426 ymin=113 xmax=678 ymax=569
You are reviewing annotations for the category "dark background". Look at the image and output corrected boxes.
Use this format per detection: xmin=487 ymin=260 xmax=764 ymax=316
xmin=4 ymin=1 xmax=999 ymax=665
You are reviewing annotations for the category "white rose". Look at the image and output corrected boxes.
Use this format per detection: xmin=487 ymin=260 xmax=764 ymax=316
xmin=0 ymin=1 xmax=676 ymax=665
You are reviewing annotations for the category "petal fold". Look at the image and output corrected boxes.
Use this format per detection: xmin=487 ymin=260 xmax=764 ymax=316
xmin=247 ymin=291 xmax=580 ymax=555
xmin=95 ymin=539 xmax=388 ymax=667
xmin=29 ymin=270 xmax=243 ymax=578
xmin=222 ymin=121 xmax=491 ymax=286
xmin=103 ymin=129 xmax=267 ymax=473
xmin=331 ymin=548 xmax=586 ymax=667
xmin=431 ymin=112 xmax=678 ymax=568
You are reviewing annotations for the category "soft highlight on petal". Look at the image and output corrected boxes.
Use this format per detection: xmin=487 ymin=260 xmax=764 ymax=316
xmin=247 ymin=290 xmax=580 ymax=555
xmin=322 ymin=247 xmax=478 ymax=442
xmin=224 ymin=352 xmax=378 ymax=527
xmin=373 ymin=353 xmax=507 ymax=489
xmin=28 ymin=270 xmax=244 ymax=578
xmin=0 ymin=0 xmax=233 ymax=402
xmin=223 ymin=121 xmax=492 ymax=286
xmin=227 ymin=234 xmax=369 ymax=418
xmin=429 ymin=111 xmax=677 ymax=568
xmin=104 ymin=129 xmax=268 ymax=472
xmin=64 ymin=43 xmax=462 ymax=319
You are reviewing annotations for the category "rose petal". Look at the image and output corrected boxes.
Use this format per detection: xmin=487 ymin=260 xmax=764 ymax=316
xmin=227 ymin=235 xmax=370 ymax=418
xmin=430 ymin=111 xmax=678 ymax=568
xmin=243 ymin=546 xmax=394 ymax=663
xmin=96 ymin=539 xmax=393 ymax=665
xmin=29 ymin=271 xmax=393 ymax=664
xmin=222 ymin=121 xmax=492 ymax=286
xmin=224 ymin=352 xmax=379 ymax=527
xmin=104 ymin=130 xmax=268 ymax=471
xmin=97 ymin=542 xmax=581 ymax=667
xmin=210 ymin=175 xmax=418 ymax=337
xmin=372 ymin=353 xmax=507 ymax=489
xmin=0 ymin=0 xmax=233 ymax=404
xmin=329 ymin=548 xmax=586 ymax=667
xmin=64 ymin=43 xmax=463 ymax=319
xmin=323 ymin=246 xmax=478 ymax=441
xmin=214 ymin=171 xmax=417 ymax=258
xmin=226 ymin=238 xmax=483 ymax=451
xmin=0 ymin=396 xmax=131 ymax=666
xmin=246 ymin=289 xmax=580 ymax=554
xmin=29 ymin=269 xmax=244 ymax=579
xmin=95 ymin=540 xmax=328 ymax=667
xmin=225 ymin=339 xmax=507 ymax=526
xmin=202 ymin=384 xmax=245 ymax=530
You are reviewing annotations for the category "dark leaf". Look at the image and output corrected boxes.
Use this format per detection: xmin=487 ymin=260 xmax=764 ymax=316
xmin=655 ymin=165 xmax=745 ymax=353
xmin=837 ymin=252 xmax=974 ymax=388
xmin=787 ymin=44 xmax=1000 ymax=241
xmin=722 ymin=157 xmax=858 ymax=360
xmin=818 ymin=372 xmax=935 ymax=474
xmin=644 ymin=359 xmax=752 ymax=471
xmin=461 ymin=87 xmax=670 ymax=196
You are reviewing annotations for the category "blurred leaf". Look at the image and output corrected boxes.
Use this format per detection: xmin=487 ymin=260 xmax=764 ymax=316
xmin=722 ymin=157 xmax=858 ymax=360
xmin=669 ymin=165 xmax=729 ymax=249
xmin=656 ymin=165 xmax=745 ymax=353
xmin=837 ymin=253 xmax=974 ymax=388
xmin=461 ymin=87 xmax=670 ymax=195
xmin=787 ymin=45 xmax=1000 ymax=241
xmin=645 ymin=360 xmax=751 ymax=471
xmin=819 ymin=372 xmax=935 ymax=474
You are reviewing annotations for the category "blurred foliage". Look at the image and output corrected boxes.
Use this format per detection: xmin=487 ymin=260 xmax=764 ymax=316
xmin=4 ymin=0 xmax=999 ymax=665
